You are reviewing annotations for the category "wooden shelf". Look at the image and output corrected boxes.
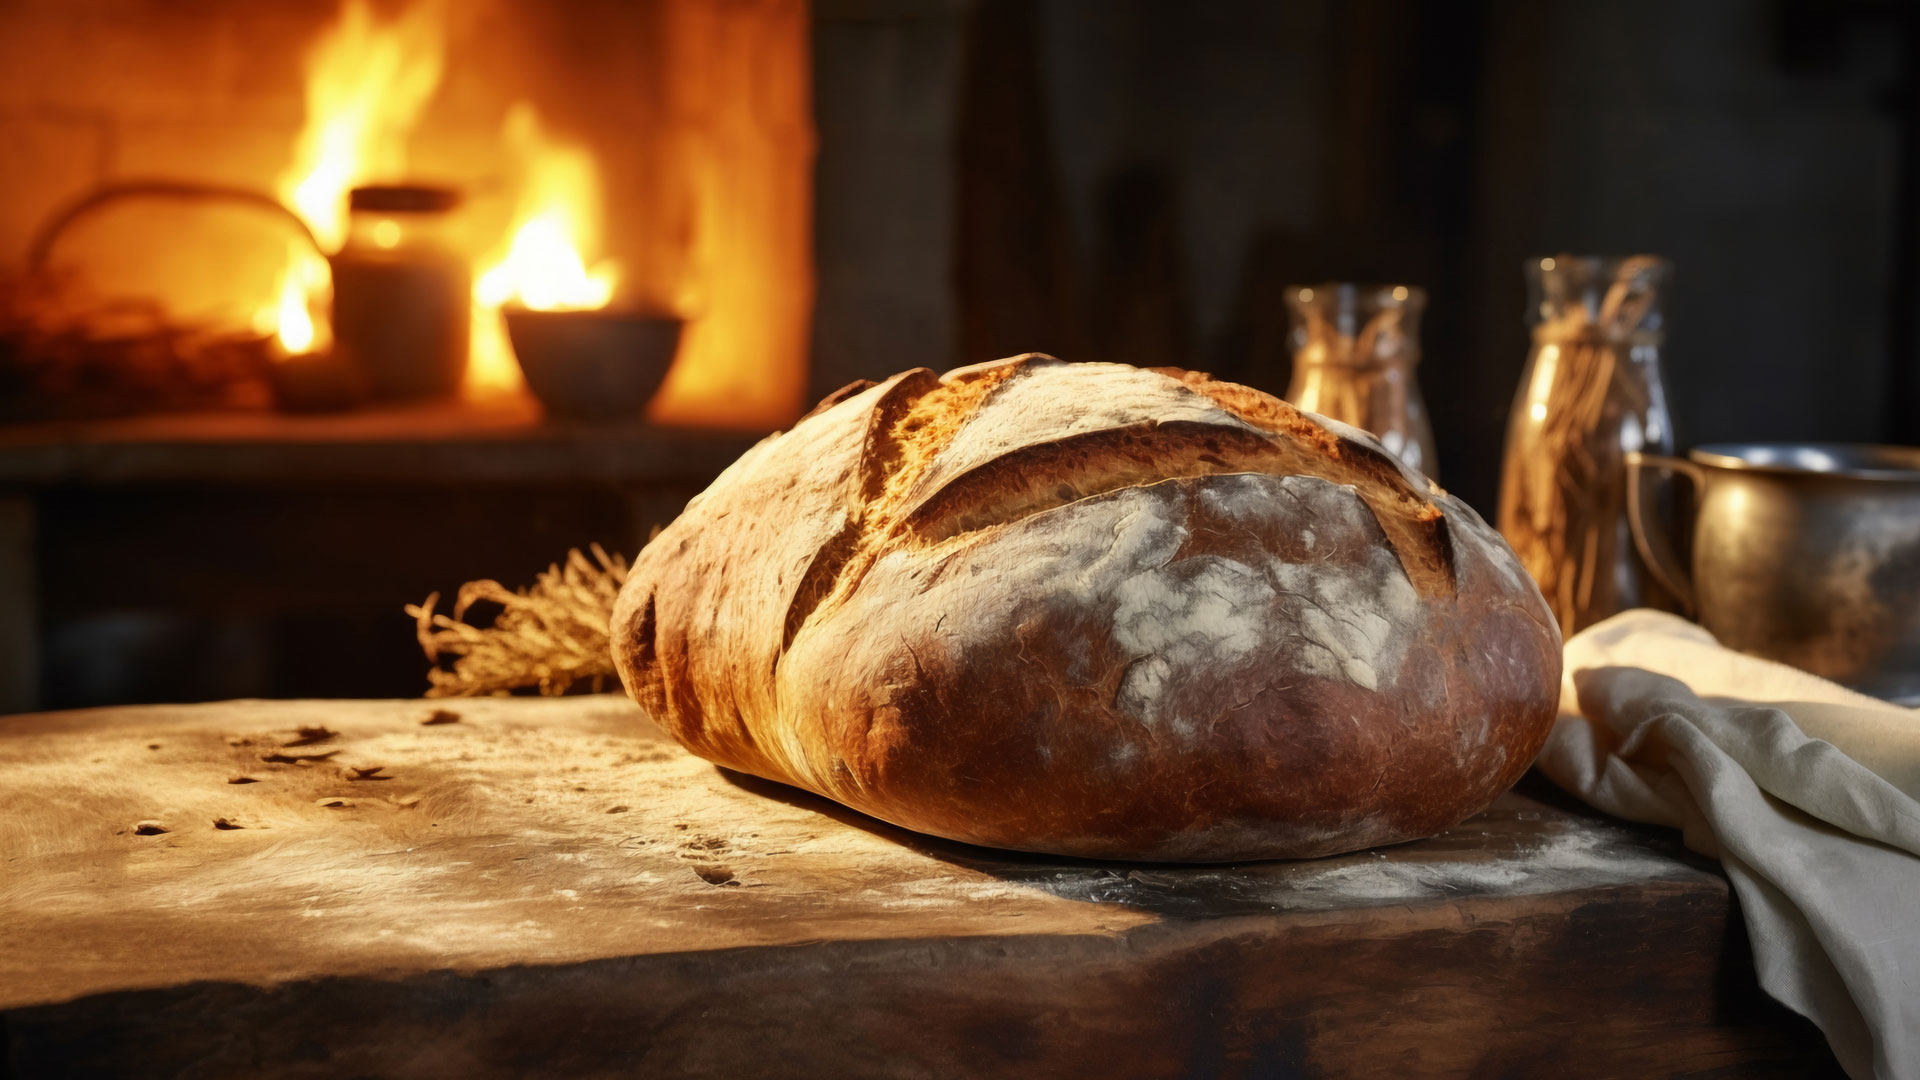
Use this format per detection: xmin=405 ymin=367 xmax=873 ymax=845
xmin=0 ymin=398 xmax=768 ymax=713
xmin=0 ymin=397 xmax=764 ymax=487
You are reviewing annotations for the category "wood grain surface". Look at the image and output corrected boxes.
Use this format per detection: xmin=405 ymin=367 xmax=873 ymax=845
xmin=0 ymin=695 xmax=1841 ymax=1077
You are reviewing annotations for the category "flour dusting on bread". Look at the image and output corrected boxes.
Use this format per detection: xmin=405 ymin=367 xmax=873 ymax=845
xmin=1111 ymin=556 xmax=1275 ymax=728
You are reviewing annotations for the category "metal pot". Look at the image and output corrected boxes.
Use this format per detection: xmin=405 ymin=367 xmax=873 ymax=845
xmin=1627 ymin=444 xmax=1920 ymax=704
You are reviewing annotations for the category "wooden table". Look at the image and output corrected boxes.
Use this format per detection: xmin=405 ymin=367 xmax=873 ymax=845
xmin=0 ymin=695 xmax=1840 ymax=1078
xmin=0 ymin=399 xmax=758 ymax=712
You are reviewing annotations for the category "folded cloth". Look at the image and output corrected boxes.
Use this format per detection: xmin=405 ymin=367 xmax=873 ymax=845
xmin=1537 ymin=610 xmax=1920 ymax=1080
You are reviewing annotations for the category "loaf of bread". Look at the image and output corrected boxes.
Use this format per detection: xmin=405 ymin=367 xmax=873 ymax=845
xmin=612 ymin=356 xmax=1561 ymax=860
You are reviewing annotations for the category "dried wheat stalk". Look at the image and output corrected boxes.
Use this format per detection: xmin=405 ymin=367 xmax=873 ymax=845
xmin=1498 ymin=259 xmax=1661 ymax=634
xmin=406 ymin=544 xmax=631 ymax=698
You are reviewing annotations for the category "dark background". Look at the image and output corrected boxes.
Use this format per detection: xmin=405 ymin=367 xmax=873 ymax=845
xmin=19 ymin=0 xmax=1920 ymax=707
xmin=814 ymin=0 xmax=1919 ymax=514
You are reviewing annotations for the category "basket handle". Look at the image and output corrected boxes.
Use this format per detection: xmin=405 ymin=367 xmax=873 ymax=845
xmin=27 ymin=179 xmax=322 ymax=277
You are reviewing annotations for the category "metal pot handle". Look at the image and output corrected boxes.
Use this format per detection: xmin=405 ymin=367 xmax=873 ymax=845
xmin=1625 ymin=451 xmax=1706 ymax=616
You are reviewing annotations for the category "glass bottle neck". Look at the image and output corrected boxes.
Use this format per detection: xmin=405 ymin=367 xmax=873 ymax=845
xmin=1285 ymin=283 xmax=1424 ymax=371
xmin=1529 ymin=322 xmax=1664 ymax=351
xmin=1293 ymin=333 xmax=1421 ymax=372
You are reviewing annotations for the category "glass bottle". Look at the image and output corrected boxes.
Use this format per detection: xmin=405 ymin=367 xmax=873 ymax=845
xmin=1497 ymin=254 xmax=1674 ymax=635
xmin=1284 ymin=282 xmax=1439 ymax=479
xmin=329 ymin=184 xmax=471 ymax=401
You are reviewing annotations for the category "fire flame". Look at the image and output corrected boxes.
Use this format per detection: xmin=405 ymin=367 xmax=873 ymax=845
xmin=468 ymin=103 xmax=622 ymax=395
xmin=259 ymin=0 xmax=807 ymax=426
xmin=264 ymin=0 xmax=446 ymax=359
xmin=475 ymin=105 xmax=619 ymax=312
xmin=274 ymin=282 xmax=314 ymax=354
xmin=279 ymin=0 xmax=446 ymax=251
xmin=253 ymin=239 xmax=328 ymax=355
xmin=480 ymin=217 xmax=616 ymax=312
xmin=272 ymin=1 xmax=616 ymax=397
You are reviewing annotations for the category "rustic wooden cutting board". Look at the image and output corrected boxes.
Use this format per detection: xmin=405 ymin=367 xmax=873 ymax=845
xmin=0 ymin=695 xmax=1839 ymax=1078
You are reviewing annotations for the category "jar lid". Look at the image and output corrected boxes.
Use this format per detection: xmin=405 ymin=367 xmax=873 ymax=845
xmin=349 ymin=184 xmax=461 ymax=213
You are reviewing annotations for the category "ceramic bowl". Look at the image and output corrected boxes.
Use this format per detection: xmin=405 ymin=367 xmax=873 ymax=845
xmin=504 ymin=307 xmax=682 ymax=421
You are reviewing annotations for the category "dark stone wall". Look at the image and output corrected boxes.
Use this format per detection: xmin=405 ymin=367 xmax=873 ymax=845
xmin=811 ymin=0 xmax=1916 ymax=513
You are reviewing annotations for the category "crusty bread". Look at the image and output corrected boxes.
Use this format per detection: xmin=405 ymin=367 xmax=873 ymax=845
xmin=612 ymin=356 xmax=1561 ymax=860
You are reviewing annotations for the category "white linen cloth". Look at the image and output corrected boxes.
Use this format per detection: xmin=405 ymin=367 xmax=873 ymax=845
xmin=1537 ymin=610 xmax=1920 ymax=1079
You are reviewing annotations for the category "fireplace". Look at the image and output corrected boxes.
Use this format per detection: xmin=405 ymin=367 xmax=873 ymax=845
xmin=0 ymin=0 xmax=817 ymax=712
xmin=1 ymin=0 xmax=814 ymax=428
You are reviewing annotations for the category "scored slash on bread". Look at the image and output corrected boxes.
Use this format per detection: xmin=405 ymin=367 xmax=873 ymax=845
xmin=792 ymin=358 xmax=1457 ymax=656
xmin=614 ymin=355 xmax=1561 ymax=861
